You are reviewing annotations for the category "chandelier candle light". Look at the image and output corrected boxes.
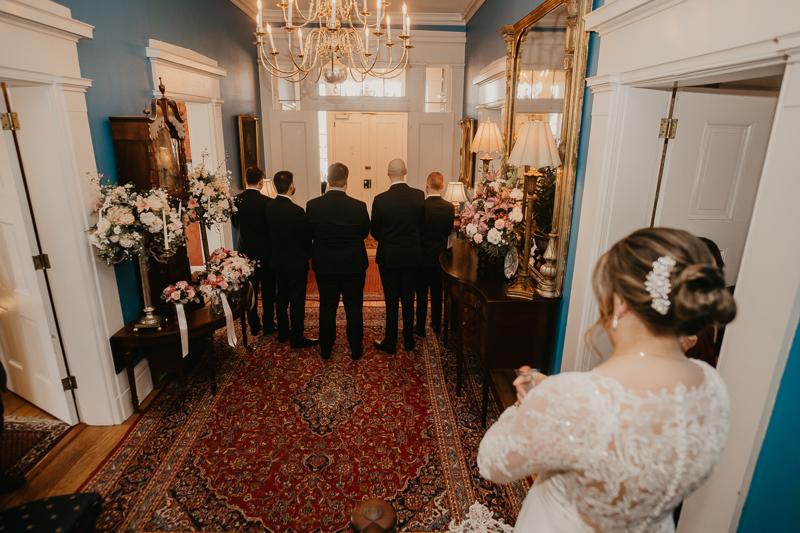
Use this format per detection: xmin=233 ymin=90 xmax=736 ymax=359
xmin=255 ymin=0 xmax=413 ymax=85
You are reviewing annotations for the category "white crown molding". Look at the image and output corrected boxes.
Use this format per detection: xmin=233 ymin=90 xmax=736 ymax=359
xmin=584 ymin=0 xmax=689 ymax=36
xmin=146 ymin=39 xmax=228 ymax=78
xmin=410 ymin=29 xmax=466 ymax=44
xmin=230 ymin=0 xmax=256 ymax=19
xmin=0 ymin=0 xmax=93 ymax=40
xmin=473 ymin=57 xmax=505 ymax=86
xmin=462 ymin=0 xmax=485 ymax=22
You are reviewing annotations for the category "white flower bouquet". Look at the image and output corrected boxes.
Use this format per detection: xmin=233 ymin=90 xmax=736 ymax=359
xmin=184 ymin=151 xmax=237 ymax=228
xmin=133 ymin=187 xmax=187 ymax=262
xmin=89 ymin=174 xmax=146 ymax=265
xmin=208 ymin=248 xmax=257 ymax=291
xmin=460 ymin=166 xmax=525 ymax=260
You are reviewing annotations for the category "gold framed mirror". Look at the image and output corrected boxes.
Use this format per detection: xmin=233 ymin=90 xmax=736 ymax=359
xmin=501 ymin=0 xmax=590 ymax=297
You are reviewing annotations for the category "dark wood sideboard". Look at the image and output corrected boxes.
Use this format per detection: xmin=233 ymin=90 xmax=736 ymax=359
xmin=440 ymin=240 xmax=560 ymax=427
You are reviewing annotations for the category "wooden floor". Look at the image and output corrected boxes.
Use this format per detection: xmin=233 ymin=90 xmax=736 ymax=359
xmin=0 ymin=389 xmax=158 ymax=510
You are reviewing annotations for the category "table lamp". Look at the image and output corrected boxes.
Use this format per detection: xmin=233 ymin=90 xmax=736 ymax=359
xmin=471 ymin=117 xmax=503 ymax=174
xmin=506 ymin=120 xmax=562 ymax=299
xmin=441 ymin=181 xmax=469 ymax=213
xmin=261 ymin=178 xmax=278 ymax=198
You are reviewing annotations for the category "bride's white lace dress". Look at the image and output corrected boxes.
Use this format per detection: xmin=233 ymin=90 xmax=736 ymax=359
xmin=477 ymin=360 xmax=730 ymax=533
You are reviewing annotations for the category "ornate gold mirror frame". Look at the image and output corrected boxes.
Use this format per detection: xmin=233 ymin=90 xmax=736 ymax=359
xmin=502 ymin=0 xmax=591 ymax=297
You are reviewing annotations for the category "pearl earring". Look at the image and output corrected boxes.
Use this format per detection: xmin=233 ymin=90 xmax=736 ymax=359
xmin=612 ymin=314 xmax=619 ymax=330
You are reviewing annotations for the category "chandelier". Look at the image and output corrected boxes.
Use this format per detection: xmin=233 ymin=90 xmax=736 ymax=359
xmin=254 ymin=0 xmax=413 ymax=85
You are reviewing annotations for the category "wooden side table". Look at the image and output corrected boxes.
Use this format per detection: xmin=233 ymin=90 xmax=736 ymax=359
xmin=110 ymin=288 xmax=252 ymax=413
xmin=440 ymin=241 xmax=560 ymax=427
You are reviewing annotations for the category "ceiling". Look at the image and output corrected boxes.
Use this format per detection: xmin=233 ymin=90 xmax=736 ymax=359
xmin=230 ymin=0 xmax=486 ymax=25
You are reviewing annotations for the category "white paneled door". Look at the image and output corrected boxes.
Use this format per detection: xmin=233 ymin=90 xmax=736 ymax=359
xmin=408 ymin=112 xmax=455 ymax=191
xmin=268 ymin=110 xmax=320 ymax=209
xmin=330 ymin=112 xmax=408 ymax=213
xmin=654 ymin=89 xmax=778 ymax=285
xmin=0 ymin=94 xmax=74 ymax=422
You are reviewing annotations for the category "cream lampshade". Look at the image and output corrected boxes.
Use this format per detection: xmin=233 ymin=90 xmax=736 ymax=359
xmin=261 ymin=178 xmax=278 ymax=199
xmin=506 ymin=120 xmax=562 ymax=301
xmin=507 ymin=120 xmax=561 ymax=169
xmin=442 ymin=181 xmax=469 ymax=211
xmin=471 ymin=118 xmax=504 ymax=173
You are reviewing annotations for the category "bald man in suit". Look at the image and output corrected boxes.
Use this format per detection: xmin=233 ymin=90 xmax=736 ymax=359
xmin=370 ymin=158 xmax=425 ymax=354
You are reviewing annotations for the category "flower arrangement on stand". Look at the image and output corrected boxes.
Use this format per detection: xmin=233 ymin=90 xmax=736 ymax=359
xmin=183 ymin=152 xmax=238 ymax=266
xmin=88 ymin=175 xmax=145 ymax=265
xmin=133 ymin=187 xmax=186 ymax=262
xmin=460 ymin=161 xmax=526 ymax=265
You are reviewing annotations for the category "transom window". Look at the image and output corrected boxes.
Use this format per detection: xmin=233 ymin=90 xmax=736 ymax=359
xmin=319 ymin=70 xmax=406 ymax=97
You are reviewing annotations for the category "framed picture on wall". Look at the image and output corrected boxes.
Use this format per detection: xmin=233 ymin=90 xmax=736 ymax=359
xmin=238 ymin=115 xmax=261 ymax=187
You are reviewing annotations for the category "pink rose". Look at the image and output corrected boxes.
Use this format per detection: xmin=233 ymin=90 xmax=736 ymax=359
xmin=176 ymin=281 xmax=188 ymax=289
xmin=474 ymin=233 xmax=483 ymax=244
xmin=120 ymin=213 xmax=135 ymax=225
xmin=171 ymin=292 xmax=181 ymax=300
xmin=203 ymin=186 xmax=213 ymax=197
xmin=495 ymin=219 xmax=505 ymax=230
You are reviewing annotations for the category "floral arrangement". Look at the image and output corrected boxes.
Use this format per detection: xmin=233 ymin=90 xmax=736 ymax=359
xmin=133 ymin=187 xmax=186 ymax=261
xmin=89 ymin=173 xmax=187 ymax=264
xmin=460 ymin=164 xmax=525 ymax=260
xmin=207 ymin=248 xmax=257 ymax=290
xmin=184 ymin=151 xmax=237 ymax=227
xmin=197 ymin=273 xmax=229 ymax=299
xmin=161 ymin=281 xmax=200 ymax=305
xmin=89 ymin=174 xmax=145 ymax=264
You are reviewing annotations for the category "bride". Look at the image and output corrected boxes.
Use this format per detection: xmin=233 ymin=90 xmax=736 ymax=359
xmin=477 ymin=228 xmax=736 ymax=532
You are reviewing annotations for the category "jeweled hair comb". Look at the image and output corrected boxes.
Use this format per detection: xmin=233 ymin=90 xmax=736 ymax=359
xmin=645 ymin=255 xmax=676 ymax=315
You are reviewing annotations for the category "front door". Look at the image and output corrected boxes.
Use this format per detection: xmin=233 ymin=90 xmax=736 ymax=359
xmin=654 ymin=89 xmax=778 ymax=284
xmin=0 ymin=90 xmax=75 ymax=422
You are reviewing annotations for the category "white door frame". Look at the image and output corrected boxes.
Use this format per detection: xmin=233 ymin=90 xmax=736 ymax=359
xmin=0 ymin=0 xmax=130 ymax=425
xmin=563 ymin=11 xmax=800 ymax=531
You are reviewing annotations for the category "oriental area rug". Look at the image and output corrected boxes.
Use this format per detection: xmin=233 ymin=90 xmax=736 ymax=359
xmin=81 ymin=307 xmax=528 ymax=532
xmin=0 ymin=416 xmax=71 ymax=476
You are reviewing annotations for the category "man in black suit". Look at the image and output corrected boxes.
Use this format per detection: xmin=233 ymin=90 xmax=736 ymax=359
xmin=415 ymin=172 xmax=455 ymax=337
xmin=306 ymin=163 xmax=371 ymax=360
xmin=264 ymin=171 xmax=318 ymax=349
xmin=371 ymin=158 xmax=425 ymax=354
xmin=231 ymin=167 xmax=276 ymax=336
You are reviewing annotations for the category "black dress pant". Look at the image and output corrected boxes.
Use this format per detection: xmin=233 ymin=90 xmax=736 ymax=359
xmin=248 ymin=264 xmax=276 ymax=330
xmin=316 ymin=271 xmax=366 ymax=356
xmin=276 ymin=270 xmax=308 ymax=342
xmin=415 ymin=264 xmax=444 ymax=330
xmin=379 ymin=265 xmax=417 ymax=345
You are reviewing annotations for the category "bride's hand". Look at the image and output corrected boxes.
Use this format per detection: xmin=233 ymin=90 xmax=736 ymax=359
xmin=513 ymin=366 xmax=548 ymax=406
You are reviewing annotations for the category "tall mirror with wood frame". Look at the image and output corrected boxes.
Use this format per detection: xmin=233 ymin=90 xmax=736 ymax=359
xmin=502 ymin=0 xmax=590 ymax=298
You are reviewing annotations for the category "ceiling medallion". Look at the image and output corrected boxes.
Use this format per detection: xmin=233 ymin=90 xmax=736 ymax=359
xmin=254 ymin=0 xmax=414 ymax=85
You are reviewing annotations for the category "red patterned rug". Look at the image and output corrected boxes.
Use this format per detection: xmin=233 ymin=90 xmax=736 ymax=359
xmin=0 ymin=416 xmax=71 ymax=476
xmin=81 ymin=307 xmax=527 ymax=532
xmin=306 ymin=258 xmax=384 ymax=301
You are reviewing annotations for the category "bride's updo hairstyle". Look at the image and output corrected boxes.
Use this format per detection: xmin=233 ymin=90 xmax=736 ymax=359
xmin=591 ymin=228 xmax=736 ymax=339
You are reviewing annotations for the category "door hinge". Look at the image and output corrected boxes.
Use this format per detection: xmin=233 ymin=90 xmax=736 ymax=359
xmin=1 ymin=112 xmax=20 ymax=131
xmin=62 ymin=376 xmax=78 ymax=391
xmin=659 ymin=118 xmax=678 ymax=139
xmin=32 ymin=254 xmax=51 ymax=270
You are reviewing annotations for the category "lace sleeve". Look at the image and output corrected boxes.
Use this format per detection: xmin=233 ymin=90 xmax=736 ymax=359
xmin=477 ymin=373 xmax=601 ymax=484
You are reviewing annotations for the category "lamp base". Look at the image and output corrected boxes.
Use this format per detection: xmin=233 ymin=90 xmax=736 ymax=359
xmin=133 ymin=309 xmax=168 ymax=332
xmin=506 ymin=271 xmax=535 ymax=300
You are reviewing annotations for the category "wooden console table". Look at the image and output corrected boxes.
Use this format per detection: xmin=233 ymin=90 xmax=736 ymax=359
xmin=440 ymin=240 xmax=560 ymax=427
xmin=110 ymin=289 xmax=252 ymax=413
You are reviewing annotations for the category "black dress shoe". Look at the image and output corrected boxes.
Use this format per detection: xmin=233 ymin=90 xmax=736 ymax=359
xmin=277 ymin=332 xmax=290 ymax=343
xmin=432 ymin=326 xmax=441 ymax=335
xmin=250 ymin=325 xmax=262 ymax=337
xmin=404 ymin=339 xmax=416 ymax=352
xmin=321 ymin=350 xmax=331 ymax=360
xmin=413 ymin=327 xmax=426 ymax=337
xmin=291 ymin=337 xmax=320 ymax=349
xmin=351 ymin=347 xmax=363 ymax=360
xmin=373 ymin=340 xmax=396 ymax=355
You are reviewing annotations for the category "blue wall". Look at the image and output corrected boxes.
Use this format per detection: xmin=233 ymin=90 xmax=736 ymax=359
xmin=60 ymin=0 xmax=262 ymax=322
xmin=737 ymin=314 xmax=800 ymax=532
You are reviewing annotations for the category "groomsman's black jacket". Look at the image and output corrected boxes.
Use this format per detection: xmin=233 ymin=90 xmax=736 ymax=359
xmin=306 ymin=190 xmax=371 ymax=275
xmin=370 ymin=182 xmax=425 ymax=269
xmin=420 ymin=195 xmax=456 ymax=267
xmin=264 ymin=195 xmax=312 ymax=273
xmin=231 ymin=188 xmax=272 ymax=265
